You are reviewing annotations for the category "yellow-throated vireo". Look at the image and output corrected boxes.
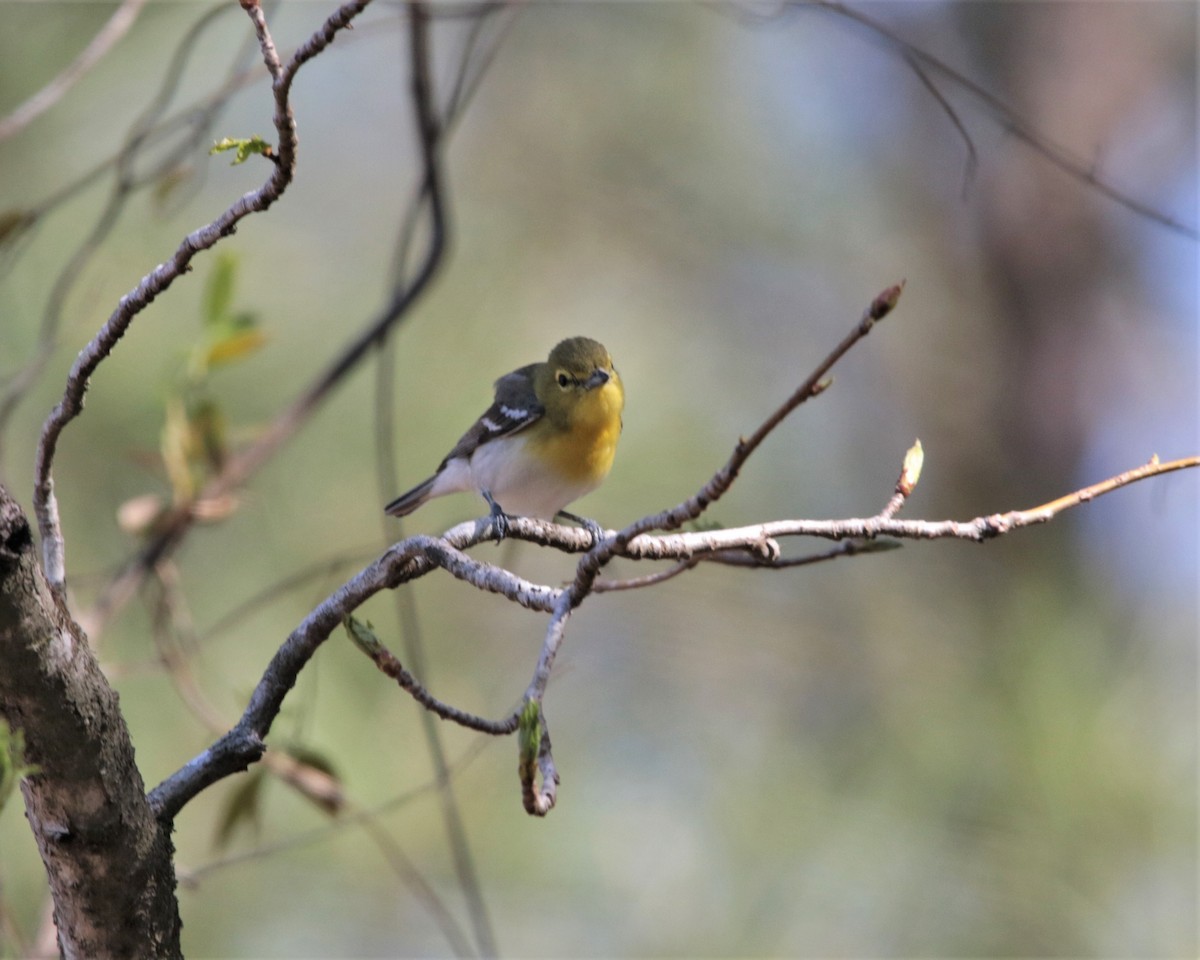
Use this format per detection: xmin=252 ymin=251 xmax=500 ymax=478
xmin=385 ymin=337 xmax=623 ymax=532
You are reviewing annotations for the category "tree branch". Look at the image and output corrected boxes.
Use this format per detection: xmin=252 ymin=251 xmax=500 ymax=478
xmin=31 ymin=0 xmax=370 ymax=596
xmin=810 ymin=0 xmax=1199 ymax=239
xmin=142 ymin=317 xmax=1198 ymax=821
xmin=81 ymin=0 xmax=455 ymax=642
xmin=0 ymin=0 xmax=148 ymax=143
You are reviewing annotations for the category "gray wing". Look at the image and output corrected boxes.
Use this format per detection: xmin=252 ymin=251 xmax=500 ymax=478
xmin=437 ymin=363 xmax=544 ymax=468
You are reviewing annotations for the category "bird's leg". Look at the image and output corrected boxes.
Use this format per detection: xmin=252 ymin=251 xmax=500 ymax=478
xmin=557 ymin=509 xmax=604 ymax=548
xmin=482 ymin=490 xmax=511 ymax=540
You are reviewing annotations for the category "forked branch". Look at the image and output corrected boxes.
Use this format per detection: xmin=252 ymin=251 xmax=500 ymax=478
xmin=146 ymin=285 xmax=1199 ymax=820
xmin=31 ymin=0 xmax=372 ymax=595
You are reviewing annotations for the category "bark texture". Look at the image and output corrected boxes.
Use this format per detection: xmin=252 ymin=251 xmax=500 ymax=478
xmin=0 ymin=484 xmax=181 ymax=959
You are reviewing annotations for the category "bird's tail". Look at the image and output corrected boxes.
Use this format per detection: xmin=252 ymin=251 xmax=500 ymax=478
xmin=384 ymin=475 xmax=438 ymax=517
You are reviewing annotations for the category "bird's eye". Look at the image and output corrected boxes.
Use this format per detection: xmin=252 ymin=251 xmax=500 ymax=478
xmin=556 ymin=371 xmax=571 ymax=389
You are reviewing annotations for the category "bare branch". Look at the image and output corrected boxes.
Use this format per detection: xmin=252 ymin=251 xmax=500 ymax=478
xmin=0 ymin=0 xmax=148 ymax=143
xmin=616 ymin=281 xmax=904 ymax=544
xmin=32 ymin=1 xmax=371 ymax=596
xmin=346 ymin=615 xmax=520 ymax=734
xmin=144 ymin=448 xmax=1198 ymax=821
xmin=135 ymin=278 xmax=1195 ymax=822
xmin=811 ymin=0 xmax=1199 ymax=239
xmin=508 ymin=283 xmax=907 ymax=717
xmin=902 ymin=53 xmax=977 ymax=201
xmin=82 ymin=0 xmax=457 ymax=639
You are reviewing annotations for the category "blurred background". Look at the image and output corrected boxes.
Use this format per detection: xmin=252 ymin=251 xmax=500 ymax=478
xmin=0 ymin=1 xmax=1196 ymax=956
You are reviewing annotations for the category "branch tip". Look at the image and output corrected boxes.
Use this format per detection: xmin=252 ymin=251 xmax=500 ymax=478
xmin=869 ymin=280 xmax=905 ymax=321
xmin=898 ymin=438 xmax=924 ymax=497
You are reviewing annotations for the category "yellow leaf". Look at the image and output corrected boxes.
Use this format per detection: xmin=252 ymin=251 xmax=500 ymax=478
xmin=206 ymin=329 xmax=267 ymax=367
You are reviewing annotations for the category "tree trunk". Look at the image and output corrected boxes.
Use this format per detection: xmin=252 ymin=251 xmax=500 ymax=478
xmin=0 ymin=484 xmax=181 ymax=959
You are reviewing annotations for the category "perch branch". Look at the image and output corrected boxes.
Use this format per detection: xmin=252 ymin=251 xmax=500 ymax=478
xmin=146 ymin=449 xmax=1198 ymax=822
xmin=145 ymin=282 xmax=1197 ymax=820
xmin=513 ymin=281 xmax=906 ymax=749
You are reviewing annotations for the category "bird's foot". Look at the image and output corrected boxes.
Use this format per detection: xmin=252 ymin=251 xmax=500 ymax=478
xmin=483 ymin=490 xmax=512 ymax=541
xmin=557 ymin=510 xmax=605 ymax=549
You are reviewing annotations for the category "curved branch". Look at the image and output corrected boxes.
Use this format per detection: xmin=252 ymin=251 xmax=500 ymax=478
xmin=0 ymin=3 xmax=238 ymax=471
xmin=524 ymin=281 xmax=905 ymax=659
xmin=812 ymin=0 xmax=1199 ymax=239
xmin=0 ymin=0 xmax=148 ymax=143
xmin=32 ymin=0 xmax=371 ymax=595
xmin=82 ymin=0 xmax=455 ymax=640
xmin=146 ymin=445 xmax=1198 ymax=822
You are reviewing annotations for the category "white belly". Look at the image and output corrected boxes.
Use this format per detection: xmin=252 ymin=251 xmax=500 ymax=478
xmin=430 ymin=434 xmax=598 ymax=519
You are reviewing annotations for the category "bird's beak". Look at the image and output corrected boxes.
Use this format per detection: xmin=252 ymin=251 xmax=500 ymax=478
xmin=585 ymin=368 xmax=611 ymax=390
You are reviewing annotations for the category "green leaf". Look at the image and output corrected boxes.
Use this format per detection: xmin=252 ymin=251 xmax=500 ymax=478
xmin=518 ymin=699 xmax=542 ymax=769
xmin=344 ymin=615 xmax=383 ymax=657
xmin=209 ymin=135 xmax=274 ymax=166
xmin=203 ymin=253 xmax=237 ymax=326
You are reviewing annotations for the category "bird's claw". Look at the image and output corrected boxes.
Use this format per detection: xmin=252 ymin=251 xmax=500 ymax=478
xmin=558 ymin=510 xmax=605 ymax=549
xmin=483 ymin=490 xmax=511 ymax=541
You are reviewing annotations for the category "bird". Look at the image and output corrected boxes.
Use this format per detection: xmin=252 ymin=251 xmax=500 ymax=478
xmin=384 ymin=337 xmax=624 ymax=536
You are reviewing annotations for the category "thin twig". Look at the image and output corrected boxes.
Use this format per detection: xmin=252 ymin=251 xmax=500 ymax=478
xmin=692 ymin=538 xmax=900 ymax=570
xmin=145 ymin=449 xmax=1198 ymax=821
xmin=593 ymin=557 xmax=701 ymax=592
xmin=0 ymin=3 xmax=239 ymax=468
xmin=147 ymin=560 xmax=226 ymax=734
xmin=142 ymin=277 xmax=1197 ymax=822
xmin=32 ymin=1 xmax=371 ymax=596
xmin=178 ymin=734 xmax=491 ymax=886
xmin=375 ymin=6 xmax=500 ymax=955
xmin=519 ymin=282 xmax=906 ymax=713
xmin=621 ymin=282 xmax=903 ymax=544
xmin=196 ymin=548 xmax=380 ymax=646
xmin=0 ymin=0 xmax=148 ymax=143
xmin=810 ymin=0 xmax=1199 ymax=239
xmin=347 ymin=616 xmax=520 ymax=735
xmin=903 ymin=53 xmax=977 ymax=201
xmin=83 ymin=0 xmax=457 ymax=636
xmin=355 ymin=816 xmax=477 ymax=960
